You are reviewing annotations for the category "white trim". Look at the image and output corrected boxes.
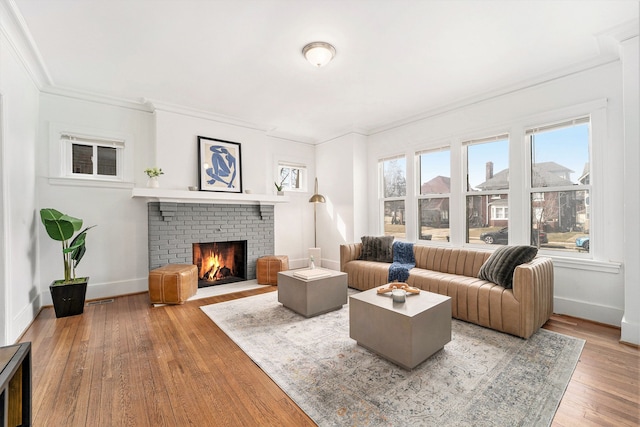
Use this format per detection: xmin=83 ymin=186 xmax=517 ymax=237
xmin=554 ymin=295 xmax=623 ymax=327
xmin=49 ymin=122 xmax=133 ymax=183
xmin=0 ymin=0 xmax=52 ymax=88
xmin=368 ymin=57 xmax=619 ymax=138
xmin=146 ymin=99 xmax=268 ymax=132
xmin=48 ymin=177 xmax=134 ymax=190
xmin=550 ymin=256 xmax=621 ymax=274
xmin=0 ymin=94 xmax=6 ymax=345
xmin=131 ymin=187 xmax=289 ymax=205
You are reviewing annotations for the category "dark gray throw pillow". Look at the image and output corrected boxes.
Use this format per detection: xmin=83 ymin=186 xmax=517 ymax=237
xmin=359 ymin=235 xmax=394 ymax=263
xmin=478 ymin=245 xmax=538 ymax=289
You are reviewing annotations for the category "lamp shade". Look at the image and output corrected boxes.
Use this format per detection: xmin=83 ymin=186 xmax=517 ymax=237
xmin=309 ymin=178 xmax=326 ymax=203
xmin=309 ymin=193 xmax=326 ymax=203
xmin=302 ymin=42 xmax=336 ymax=67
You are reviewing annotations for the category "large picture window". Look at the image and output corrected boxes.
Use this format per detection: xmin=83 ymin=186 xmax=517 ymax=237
xmin=417 ymin=148 xmax=450 ymax=242
xmin=464 ymin=134 xmax=509 ymax=244
xmin=527 ymin=117 xmax=590 ymax=252
xmin=380 ymin=156 xmax=406 ymax=238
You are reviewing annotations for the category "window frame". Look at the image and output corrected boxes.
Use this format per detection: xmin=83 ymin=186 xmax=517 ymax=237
xmin=63 ymin=135 xmax=124 ymax=180
xmin=416 ymin=147 xmax=451 ymax=243
xmin=463 ymin=133 xmax=510 ymax=245
xmin=526 ymin=115 xmax=592 ymax=253
xmin=276 ymin=162 xmax=307 ymax=193
xmin=49 ymin=123 xmax=133 ymax=188
xmin=379 ymin=155 xmax=407 ymax=238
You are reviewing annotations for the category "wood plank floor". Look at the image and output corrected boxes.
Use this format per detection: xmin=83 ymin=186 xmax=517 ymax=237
xmin=18 ymin=287 xmax=640 ymax=426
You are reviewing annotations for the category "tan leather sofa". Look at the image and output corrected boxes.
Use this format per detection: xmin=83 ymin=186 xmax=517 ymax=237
xmin=340 ymin=243 xmax=554 ymax=339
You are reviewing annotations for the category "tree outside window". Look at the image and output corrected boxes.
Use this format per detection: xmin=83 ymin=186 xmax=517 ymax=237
xmin=380 ymin=157 xmax=406 ymax=238
xmin=528 ymin=118 xmax=590 ymax=251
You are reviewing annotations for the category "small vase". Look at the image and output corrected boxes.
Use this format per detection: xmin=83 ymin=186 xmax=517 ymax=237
xmin=277 ymin=190 xmax=284 ymax=196
xmin=147 ymin=177 xmax=159 ymax=188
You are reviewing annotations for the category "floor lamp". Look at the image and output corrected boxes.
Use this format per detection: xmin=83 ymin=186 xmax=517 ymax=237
xmin=308 ymin=178 xmax=326 ymax=266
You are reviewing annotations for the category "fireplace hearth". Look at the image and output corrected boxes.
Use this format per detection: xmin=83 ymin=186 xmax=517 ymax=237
xmin=193 ymin=241 xmax=247 ymax=288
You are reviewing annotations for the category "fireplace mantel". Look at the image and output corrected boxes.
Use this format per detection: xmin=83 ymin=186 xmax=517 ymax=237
xmin=131 ymin=188 xmax=289 ymax=205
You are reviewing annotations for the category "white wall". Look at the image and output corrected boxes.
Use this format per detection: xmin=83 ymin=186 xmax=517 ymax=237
xmin=152 ymin=108 xmax=317 ymax=268
xmin=621 ymin=35 xmax=640 ymax=345
xmin=364 ymin=62 xmax=629 ymax=329
xmin=269 ymin=136 xmax=316 ymax=268
xmin=37 ymin=94 xmax=154 ymax=304
xmin=316 ymin=133 xmax=369 ymax=269
xmin=0 ymin=24 xmax=40 ymax=344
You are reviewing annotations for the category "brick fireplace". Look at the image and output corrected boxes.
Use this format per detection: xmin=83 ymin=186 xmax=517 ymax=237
xmin=147 ymin=202 xmax=274 ymax=281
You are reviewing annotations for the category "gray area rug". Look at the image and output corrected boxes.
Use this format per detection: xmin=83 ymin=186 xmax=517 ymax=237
xmin=201 ymin=291 xmax=584 ymax=426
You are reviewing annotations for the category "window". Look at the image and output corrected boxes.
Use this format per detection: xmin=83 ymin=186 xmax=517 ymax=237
xmin=491 ymin=205 xmax=508 ymax=220
xmin=527 ymin=117 xmax=590 ymax=251
xmin=417 ymin=148 xmax=450 ymax=242
xmin=464 ymin=134 xmax=509 ymax=244
xmin=277 ymin=163 xmax=307 ymax=192
xmin=62 ymin=134 xmax=124 ymax=180
xmin=380 ymin=156 xmax=406 ymax=238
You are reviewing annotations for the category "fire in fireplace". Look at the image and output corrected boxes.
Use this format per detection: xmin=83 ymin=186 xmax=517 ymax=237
xmin=193 ymin=241 xmax=247 ymax=288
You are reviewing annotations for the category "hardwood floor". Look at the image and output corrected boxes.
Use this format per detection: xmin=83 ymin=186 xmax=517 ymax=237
xmin=18 ymin=288 xmax=640 ymax=426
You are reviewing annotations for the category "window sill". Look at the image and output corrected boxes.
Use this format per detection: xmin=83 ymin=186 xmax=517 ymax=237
xmin=549 ymin=255 xmax=621 ymax=274
xmin=48 ymin=177 xmax=135 ymax=189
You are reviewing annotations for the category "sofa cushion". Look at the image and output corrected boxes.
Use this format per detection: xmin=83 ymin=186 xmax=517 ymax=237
xmin=478 ymin=245 xmax=538 ymax=289
xmin=359 ymin=235 xmax=394 ymax=262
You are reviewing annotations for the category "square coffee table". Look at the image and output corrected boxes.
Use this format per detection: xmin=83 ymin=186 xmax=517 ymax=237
xmin=349 ymin=285 xmax=451 ymax=369
xmin=277 ymin=268 xmax=348 ymax=317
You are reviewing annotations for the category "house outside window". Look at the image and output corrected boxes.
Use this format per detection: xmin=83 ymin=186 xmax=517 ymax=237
xmin=528 ymin=117 xmax=591 ymax=251
xmin=417 ymin=148 xmax=450 ymax=242
xmin=380 ymin=156 xmax=406 ymax=238
xmin=464 ymin=134 xmax=509 ymax=244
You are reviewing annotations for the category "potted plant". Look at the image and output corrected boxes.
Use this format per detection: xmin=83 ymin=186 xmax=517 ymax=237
xmin=144 ymin=167 xmax=164 ymax=188
xmin=40 ymin=208 xmax=95 ymax=318
xmin=274 ymin=170 xmax=289 ymax=195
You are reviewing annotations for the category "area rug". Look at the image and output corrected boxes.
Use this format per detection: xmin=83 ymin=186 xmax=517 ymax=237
xmin=201 ymin=291 xmax=584 ymax=426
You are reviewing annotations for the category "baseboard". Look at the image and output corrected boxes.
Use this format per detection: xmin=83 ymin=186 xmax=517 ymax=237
xmin=621 ymin=318 xmax=640 ymax=346
xmin=39 ymin=277 xmax=148 ymax=306
xmin=553 ymin=296 xmax=624 ymax=327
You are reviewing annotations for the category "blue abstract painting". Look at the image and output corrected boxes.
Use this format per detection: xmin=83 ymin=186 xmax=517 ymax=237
xmin=198 ymin=137 xmax=242 ymax=193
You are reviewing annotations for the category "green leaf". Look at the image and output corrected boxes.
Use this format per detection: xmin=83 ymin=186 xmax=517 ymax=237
xmin=40 ymin=208 xmax=83 ymax=241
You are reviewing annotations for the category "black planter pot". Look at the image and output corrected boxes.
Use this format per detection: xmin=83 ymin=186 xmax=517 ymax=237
xmin=50 ymin=278 xmax=89 ymax=318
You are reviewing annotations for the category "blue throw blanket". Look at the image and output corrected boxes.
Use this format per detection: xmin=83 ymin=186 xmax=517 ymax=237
xmin=388 ymin=241 xmax=415 ymax=282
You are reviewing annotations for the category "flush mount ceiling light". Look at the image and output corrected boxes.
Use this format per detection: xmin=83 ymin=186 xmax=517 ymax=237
xmin=302 ymin=41 xmax=336 ymax=67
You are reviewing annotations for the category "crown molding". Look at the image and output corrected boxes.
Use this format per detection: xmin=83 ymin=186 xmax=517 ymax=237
xmin=41 ymin=85 xmax=153 ymax=112
xmin=264 ymin=130 xmax=316 ymax=146
xmin=597 ymin=18 xmax=639 ymax=44
xmin=144 ymin=98 xmax=269 ymax=132
xmin=0 ymin=0 xmax=52 ymax=88
xmin=367 ymin=52 xmax=620 ymax=137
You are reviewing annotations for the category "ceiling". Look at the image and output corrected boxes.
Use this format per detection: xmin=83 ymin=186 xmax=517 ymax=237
xmin=11 ymin=0 xmax=639 ymax=143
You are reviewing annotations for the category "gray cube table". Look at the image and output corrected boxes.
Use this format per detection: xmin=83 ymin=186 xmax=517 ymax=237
xmin=277 ymin=268 xmax=348 ymax=317
xmin=349 ymin=285 xmax=452 ymax=370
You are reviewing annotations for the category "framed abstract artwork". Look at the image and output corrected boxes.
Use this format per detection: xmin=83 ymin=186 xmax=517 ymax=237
xmin=197 ymin=136 xmax=243 ymax=193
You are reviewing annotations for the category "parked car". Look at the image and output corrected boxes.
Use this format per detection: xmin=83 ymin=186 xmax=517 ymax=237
xmin=479 ymin=227 xmax=548 ymax=245
xmin=576 ymin=236 xmax=590 ymax=251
